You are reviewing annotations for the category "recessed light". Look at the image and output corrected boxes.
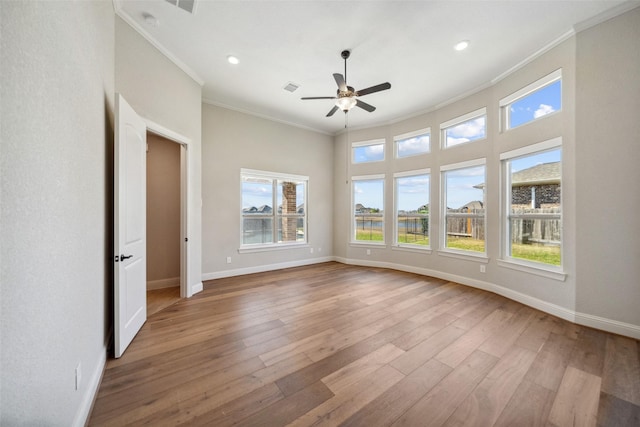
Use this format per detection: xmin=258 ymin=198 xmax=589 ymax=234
xmin=227 ymin=55 xmax=239 ymax=65
xmin=454 ymin=40 xmax=470 ymax=51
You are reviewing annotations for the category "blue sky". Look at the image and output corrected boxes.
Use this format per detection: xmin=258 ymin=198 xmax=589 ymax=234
xmin=242 ymin=180 xmax=304 ymax=210
xmin=509 ymin=80 xmax=561 ymax=128
xmin=396 ymin=174 xmax=429 ymax=211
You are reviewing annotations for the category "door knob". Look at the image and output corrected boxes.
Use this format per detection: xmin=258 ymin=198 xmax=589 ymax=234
xmin=120 ymin=254 xmax=133 ymax=261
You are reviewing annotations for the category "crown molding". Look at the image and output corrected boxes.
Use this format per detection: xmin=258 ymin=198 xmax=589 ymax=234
xmin=113 ymin=0 xmax=204 ymax=86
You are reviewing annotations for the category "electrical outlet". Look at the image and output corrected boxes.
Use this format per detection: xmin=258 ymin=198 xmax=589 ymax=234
xmin=310 ymin=247 xmax=314 ymax=254
xmin=366 ymin=249 xmax=371 ymax=256
xmin=226 ymin=256 xmax=232 ymax=264
xmin=480 ymin=265 xmax=486 ymax=273
xmin=318 ymin=247 xmax=322 ymax=253
xmin=75 ymin=363 xmax=81 ymax=391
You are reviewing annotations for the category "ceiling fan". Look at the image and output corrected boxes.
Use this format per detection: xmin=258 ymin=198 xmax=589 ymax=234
xmin=302 ymin=50 xmax=391 ymax=117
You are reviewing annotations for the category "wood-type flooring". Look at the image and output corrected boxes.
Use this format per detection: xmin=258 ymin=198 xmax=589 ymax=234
xmin=90 ymin=262 xmax=640 ymax=426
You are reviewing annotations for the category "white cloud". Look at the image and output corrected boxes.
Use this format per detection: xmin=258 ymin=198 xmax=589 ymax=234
xmin=446 ymin=136 xmax=471 ymax=147
xmin=534 ymin=103 xmax=555 ymax=118
xmin=447 ymin=117 xmax=486 ymax=138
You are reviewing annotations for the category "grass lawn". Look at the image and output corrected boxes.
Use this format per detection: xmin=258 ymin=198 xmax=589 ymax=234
xmin=356 ymin=231 xmax=561 ymax=266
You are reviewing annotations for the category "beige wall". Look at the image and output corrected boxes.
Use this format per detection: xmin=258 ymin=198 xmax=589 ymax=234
xmin=201 ymin=104 xmax=334 ymax=277
xmin=115 ymin=16 xmax=202 ymax=295
xmin=332 ymin=7 xmax=640 ymax=338
xmin=0 ymin=1 xmax=115 ymax=424
xmin=146 ymin=134 xmax=181 ymax=288
xmin=575 ymin=7 xmax=640 ymax=329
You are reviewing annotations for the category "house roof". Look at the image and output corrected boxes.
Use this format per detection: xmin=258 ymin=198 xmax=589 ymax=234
xmin=512 ymin=162 xmax=561 ymax=185
xmin=474 ymin=161 xmax=560 ymax=189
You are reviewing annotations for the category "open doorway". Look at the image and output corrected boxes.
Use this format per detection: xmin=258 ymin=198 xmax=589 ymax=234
xmin=146 ymin=132 xmax=181 ymax=315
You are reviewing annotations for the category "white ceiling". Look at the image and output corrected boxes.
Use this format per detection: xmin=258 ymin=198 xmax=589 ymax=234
xmin=117 ymin=0 xmax=633 ymax=135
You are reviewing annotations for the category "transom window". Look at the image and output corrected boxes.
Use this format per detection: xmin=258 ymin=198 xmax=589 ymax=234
xmin=395 ymin=128 xmax=430 ymax=158
xmin=394 ymin=169 xmax=430 ymax=248
xmin=500 ymin=69 xmax=562 ymax=130
xmin=441 ymin=108 xmax=487 ymax=149
xmin=441 ymin=160 xmax=486 ymax=254
xmin=352 ymin=139 xmax=385 ymax=164
xmin=501 ymin=138 xmax=562 ymax=268
xmin=241 ymin=169 xmax=307 ymax=248
xmin=352 ymin=175 xmax=385 ymax=243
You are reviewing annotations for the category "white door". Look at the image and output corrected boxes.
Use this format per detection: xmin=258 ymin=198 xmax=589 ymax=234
xmin=114 ymin=94 xmax=147 ymax=358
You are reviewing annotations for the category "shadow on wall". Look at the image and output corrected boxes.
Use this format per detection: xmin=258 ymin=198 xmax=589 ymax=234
xmin=104 ymin=95 xmax=114 ymax=356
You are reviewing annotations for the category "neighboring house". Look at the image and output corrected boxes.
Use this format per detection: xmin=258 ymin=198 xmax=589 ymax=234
xmin=511 ymin=162 xmax=561 ymax=209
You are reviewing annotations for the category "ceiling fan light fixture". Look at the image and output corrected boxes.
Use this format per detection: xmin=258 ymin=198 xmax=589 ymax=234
xmin=336 ymin=97 xmax=357 ymax=111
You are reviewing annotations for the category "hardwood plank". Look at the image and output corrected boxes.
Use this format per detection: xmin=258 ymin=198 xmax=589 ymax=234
xmin=391 ymin=350 xmax=498 ymax=427
xmin=184 ymin=382 xmax=284 ymax=426
xmin=569 ymin=326 xmax=607 ymax=377
xmin=88 ymin=263 xmax=639 ymax=426
xmin=493 ymin=379 xmax=556 ymax=427
xmin=524 ymin=331 xmax=578 ymax=392
xmin=443 ymin=345 xmax=537 ymax=427
xmin=287 ymin=365 xmax=405 ymax=426
xmin=602 ymin=334 xmax=640 ymax=406
xmin=548 ymin=366 xmax=602 ymax=427
xmin=233 ymin=381 xmax=334 ymax=427
xmin=597 ymin=391 xmax=640 ymax=427
xmin=435 ymin=308 xmax=514 ymax=368
xmin=390 ymin=324 xmax=467 ymax=375
xmin=321 ymin=343 xmax=404 ymax=394
xmin=341 ymin=359 xmax=452 ymax=427
xmin=146 ymin=286 xmax=180 ymax=316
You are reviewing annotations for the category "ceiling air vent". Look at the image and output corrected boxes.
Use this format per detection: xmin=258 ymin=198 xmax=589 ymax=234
xmin=283 ymin=82 xmax=300 ymax=93
xmin=165 ymin=0 xmax=196 ymax=14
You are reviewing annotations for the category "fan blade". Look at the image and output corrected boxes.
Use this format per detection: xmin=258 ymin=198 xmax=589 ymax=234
xmin=333 ymin=73 xmax=347 ymax=92
xmin=301 ymin=96 xmax=337 ymax=100
xmin=356 ymin=99 xmax=376 ymax=112
xmin=356 ymin=82 xmax=391 ymax=97
xmin=326 ymin=105 xmax=339 ymax=117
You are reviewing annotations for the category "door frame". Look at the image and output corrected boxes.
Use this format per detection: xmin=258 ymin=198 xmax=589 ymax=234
xmin=144 ymin=119 xmax=192 ymax=298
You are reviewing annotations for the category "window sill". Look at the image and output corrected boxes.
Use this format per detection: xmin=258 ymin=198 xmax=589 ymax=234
xmin=392 ymin=244 xmax=432 ymax=255
xmin=238 ymin=243 xmax=309 ymax=254
xmin=349 ymin=242 xmax=387 ymax=249
xmin=497 ymin=259 xmax=567 ymax=282
xmin=437 ymin=249 xmax=489 ymax=263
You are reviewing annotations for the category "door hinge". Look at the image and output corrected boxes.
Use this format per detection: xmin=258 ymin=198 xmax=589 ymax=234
xmin=114 ymin=255 xmax=119 ymax=263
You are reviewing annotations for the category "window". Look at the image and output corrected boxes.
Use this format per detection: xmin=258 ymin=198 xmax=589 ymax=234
xmin=352 ymin=139 xmax=385 ymax=163
xmin=395 ymin=128 xmax=430 ymax=158
xmin=352 ymin=175 xmax=385 ymax=243
xmin=500 ymin=69 xmax=562 ymax=130
xmin=394 ymin=170 xmax=430 ymax=248
xmin=241 ymin=169 xmax=307 ymax=248
xmin=441 ymin=108 xmax=487 ymax=149
xmin=501 ymin=138 xmax=562 ymax=268
xmin=441 ymin=160 xmax=486 ymax=254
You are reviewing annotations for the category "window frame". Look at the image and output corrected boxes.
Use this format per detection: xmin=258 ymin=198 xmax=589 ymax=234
xmin=393 ymin=169 xmax=431 ymax=251
xmin=239 ymin=168 xmax=308 ymax=252
xmin=439 ymin=159 xmax=488 ymax=261
xmin=351 ymin=174 xmax=386 ymax=246
xmin=352 ymin=139 xmax=386 ymax=164
xmin=500 ymin=69 xmax=562 ymax=131
xmin=440 ymin=107 xmax=487 ymax=150
xmin=499 ymin=138 xmax=565 ymax=279
xmin=394 ymin=128 xmax=431 ymax=159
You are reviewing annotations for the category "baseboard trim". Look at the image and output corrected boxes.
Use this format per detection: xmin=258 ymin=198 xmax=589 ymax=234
xmin=191 ymin=281 xmax=203 ymax=295
xmin=202 ymin=256 xmax=335 ymax=281
xmin=334 ymin=256 xmax=640 ymax=340
xmin=73 ymin=329 xmax=111 ymax=427
xmin=147 ymin=277 xmax=180 ymax=290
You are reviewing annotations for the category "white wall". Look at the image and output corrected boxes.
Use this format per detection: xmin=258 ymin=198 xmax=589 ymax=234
xmin=332 ymin=8 xmax=640 ymax=339
xmin=575 ymin=8 xmax=640 ymax=330
xmin=115 ymin=16 xmax=203 ymax=296
xmin=0 ymin=1 xmax=114 ymax=425
xmin=201 ymin=104 xmax=334 ymax=278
